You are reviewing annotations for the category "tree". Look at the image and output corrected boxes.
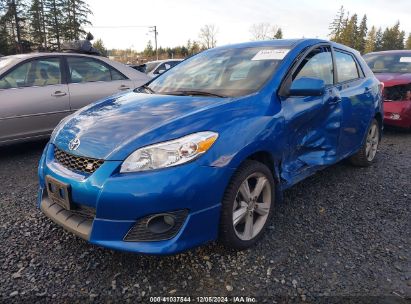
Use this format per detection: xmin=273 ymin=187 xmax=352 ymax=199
xmin=329 ymin=5 xmax=345 ymax=42
xmin=199 ymin=24 xmax=218 ymax=49
xmin=65 ymin=0 xmax=92 ymax=41
xmin=92 ymin=38 xmax=106 ymax=55
xmin=406 ymin=33 xmax=411 ymax=50
xmin=143 ymin=40 xmax=154 ymax=58
xmin=274 ymin=28 xmax=283 ymax=39
xmin=44 ymin=0 xmax=65 ymax=50
xmin=29 ymin=0 xmax=47 ymax=49
xmin=355 ymin=14 xmax=367 ymax=53
xmin=249 ymin=22 xmax=279 ymax=40
xmin=381 ymin=22 xmax=405 ymax=50
xmin=375 ymin=27 xmax=383 ymax=51
xmin=364 ymin=26 xmax=376 ymax=54
xmin=340 ymin=14 xmax=358 ymax=48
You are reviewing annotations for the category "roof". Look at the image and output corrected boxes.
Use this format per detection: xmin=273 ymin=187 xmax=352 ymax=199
xmin=364 ymin=50 xmax=411 ymax=56
xmin=145 ymin=59 xmax=184 ymax=64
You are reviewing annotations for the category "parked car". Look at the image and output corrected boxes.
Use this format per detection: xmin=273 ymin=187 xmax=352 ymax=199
xmin=133 ymin=59 xmax=183 ymax=78
xmin=38 ymin=39 xmax=383 ymax=255
xmin=0 ymin=52 xmax=150 ymax=145
xmin=363 ymin=50 xmax=411 ymax=129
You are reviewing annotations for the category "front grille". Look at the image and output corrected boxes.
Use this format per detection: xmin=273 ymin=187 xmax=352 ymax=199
xmin=71 ymin=204 xmax=96 ymax=220
xmin=54 ymin=146 xmax=104 ymax=174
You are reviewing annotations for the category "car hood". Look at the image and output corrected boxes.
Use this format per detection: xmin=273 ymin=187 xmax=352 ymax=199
xmin=53 ymin=91 xmax=242 ymax=160
xmin=374 ymin=73 xmax=411 ymax=87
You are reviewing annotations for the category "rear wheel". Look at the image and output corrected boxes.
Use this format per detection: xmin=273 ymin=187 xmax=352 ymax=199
xmin=349 ymin=119 xmax=380 ymax=167
xmin=219 ymin=160 xmax=275 ymax=250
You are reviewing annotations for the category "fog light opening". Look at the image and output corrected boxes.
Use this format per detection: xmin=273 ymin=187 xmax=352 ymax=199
xmin=146 ymin=214 xmax=176 ymax=234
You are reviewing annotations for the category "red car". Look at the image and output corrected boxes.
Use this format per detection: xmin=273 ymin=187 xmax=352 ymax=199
xmin=364 ymin=50 xmax=411 ymax=129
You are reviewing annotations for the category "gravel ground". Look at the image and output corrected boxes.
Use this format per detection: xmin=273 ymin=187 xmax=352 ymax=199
xmin=0 ymin=130 xmax=410 ymax=303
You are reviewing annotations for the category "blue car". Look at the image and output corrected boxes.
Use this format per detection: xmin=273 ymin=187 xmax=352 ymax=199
xmin=38 ymin=39 xmax=383 ymax=254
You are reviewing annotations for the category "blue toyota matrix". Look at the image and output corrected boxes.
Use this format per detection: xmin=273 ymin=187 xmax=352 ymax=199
xmin=38 ymin=39 xmax=383 ymax=254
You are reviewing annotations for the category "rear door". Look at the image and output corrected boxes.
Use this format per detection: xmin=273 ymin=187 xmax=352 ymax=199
xmin=0 ymin=56 xmax=70 ymax=143
xmin=65 ymin=56 xmax=134 ymax=111
xmin=333 ymin=49 xmax=374 ymax=157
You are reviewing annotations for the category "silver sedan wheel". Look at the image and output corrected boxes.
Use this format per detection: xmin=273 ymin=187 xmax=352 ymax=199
xmin=232 ymin=172 xmax=272 ymax=241
xmin=365 ymin=123 xmax=379 ymax=161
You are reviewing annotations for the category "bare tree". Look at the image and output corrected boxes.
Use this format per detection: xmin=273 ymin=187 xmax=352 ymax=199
xmin=199 ymin=24 xmax=218 ymax=49
xmin=250 ymin=23 xmax=280 ymax=40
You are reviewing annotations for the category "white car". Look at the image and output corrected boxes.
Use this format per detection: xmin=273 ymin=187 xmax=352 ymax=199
xmin=0 ymin=52 xmax=150 ymax=145
xmin=133 ymin=59 xmax=183 ymax=78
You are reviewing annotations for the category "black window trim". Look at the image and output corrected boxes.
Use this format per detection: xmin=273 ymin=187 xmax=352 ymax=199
xmin=64 ymin=55 xmax=128 ymax=84
xmin=278 ymin=43 xmax=335 ymax=97
xmin=332 ymin=48 xmax=365 ymax=85
xmin=0 ymin=55 xmax=66 ymax=89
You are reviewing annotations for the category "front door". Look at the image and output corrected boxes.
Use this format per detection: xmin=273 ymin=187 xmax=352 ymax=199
xmin=0 ymin=57 xmax=70 ymax=143
xmin=281 ymin=46 xmax=342 ymax=183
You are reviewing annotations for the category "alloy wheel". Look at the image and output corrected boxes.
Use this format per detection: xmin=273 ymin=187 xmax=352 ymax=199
xmin=365 ymin=123 xmax=379 ymax=161
xmin=232 ymin=172 xmax=272 ymax=241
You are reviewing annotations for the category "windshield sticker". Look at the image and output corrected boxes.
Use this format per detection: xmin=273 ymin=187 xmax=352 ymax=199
xmin=252 ymin=49 xmax=290 ymax=61
xmin=399 ymin=57 xmax=411 ymax=63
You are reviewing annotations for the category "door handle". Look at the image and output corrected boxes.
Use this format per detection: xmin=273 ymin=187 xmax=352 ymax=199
xmin=52 ymin=91 xmax=67 ymax=97
xmin=118 ymin=85 xmax=131 ymax=91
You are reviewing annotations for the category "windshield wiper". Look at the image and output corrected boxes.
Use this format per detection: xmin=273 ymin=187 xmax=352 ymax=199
xmin=162 ymin=90 xmax=227 ymax=98
xmin=135 ymin=84 xmax=155 ymax=94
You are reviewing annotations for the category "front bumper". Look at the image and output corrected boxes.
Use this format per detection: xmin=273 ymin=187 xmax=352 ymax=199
xmin=38 ymin=144 xmax=234 ymax=254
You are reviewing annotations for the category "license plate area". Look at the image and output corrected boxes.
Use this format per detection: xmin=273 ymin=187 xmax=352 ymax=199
xmin=45 ymin=176 xmax=72 ymax=210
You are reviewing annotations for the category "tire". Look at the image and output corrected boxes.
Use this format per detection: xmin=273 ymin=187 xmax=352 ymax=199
xmin=349 ymin=119 xmax=380 ymax=167
xmin=219 ymin=160 xmax=275 ymax=250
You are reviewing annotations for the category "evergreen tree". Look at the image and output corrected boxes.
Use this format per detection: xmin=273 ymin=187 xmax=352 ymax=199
xmin=44 ymin=0 xmax=65 ymax=50
xmin=375 ymin=27 xmax=383 ymax=51
xmin=92 ymin=38 xmax=106 ymax=55
xmin=381 ymin=22 xmax=405 ymax=50
xmin=355 ymin=14 xmax=367 ymax=53
xmin=329 ymin=5 xmax=345 ymax=42
xmin=65 ymin=0 xmax=91 ymax=41
xmin=364 ymin=26 xmax=376 ymax=54
xmin=274 ymin=28 xmax=283 ymax=39
xmin=340 ymin=14 xmax=358 ymax=48
xmin=406 ymin=33 xmax=411 ymax=50
xmin=29 ymin=0 xmax=47 ymax=49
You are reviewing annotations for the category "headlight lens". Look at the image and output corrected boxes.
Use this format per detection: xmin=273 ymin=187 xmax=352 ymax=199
xmin=120 ymin=131 xmax=218 ymax=173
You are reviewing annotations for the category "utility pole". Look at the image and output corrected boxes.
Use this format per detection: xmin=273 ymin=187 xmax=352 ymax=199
xmin=150 ymin=26 xmax=158 ymax=60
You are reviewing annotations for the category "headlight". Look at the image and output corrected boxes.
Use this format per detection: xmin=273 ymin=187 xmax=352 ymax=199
xmin=120 ymin=131 xmax=219 ymax=173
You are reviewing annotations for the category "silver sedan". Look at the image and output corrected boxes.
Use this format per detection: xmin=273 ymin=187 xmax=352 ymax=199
xmin=0 ymin=52 xmax=150 ymax=146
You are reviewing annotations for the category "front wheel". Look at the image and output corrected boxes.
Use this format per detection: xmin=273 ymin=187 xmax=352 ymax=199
xmin=349 ymin=119 xmax=380 ymax=167
xmin=219 ymin=160 xmax=275 ymax=250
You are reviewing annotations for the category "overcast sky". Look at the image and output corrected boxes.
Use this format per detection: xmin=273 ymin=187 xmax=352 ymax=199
xmin=85 ymin=0 xmax=411 ymax=51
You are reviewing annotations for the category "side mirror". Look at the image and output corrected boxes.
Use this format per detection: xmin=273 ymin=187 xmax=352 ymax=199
xmin=289 ymin=77 xmax=325 ymax=97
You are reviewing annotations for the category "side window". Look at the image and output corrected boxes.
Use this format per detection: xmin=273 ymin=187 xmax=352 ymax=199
xmin=111 ymin=68 xmax=127 ymax=80
xmin=154 ymin=63 xmax=167 ymax=74
xmin=0 ymin=58 xmax=61 ymax=89
xmin=67 ymin=57 xmax=111 ymax=83
xmin=293 ymin=47 xmax=334 ymax=85
xmin=335 ymin=51 xmax=360 ymax=83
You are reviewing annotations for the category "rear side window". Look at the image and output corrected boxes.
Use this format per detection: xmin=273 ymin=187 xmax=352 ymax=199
xmin=0 ymin=57 xmax=61 ymax=89
xmin=293 ymin=47 xmax=334 ymax=85
xmin=67 ymin=57 xmax=126 ymax=83
xmin=335 ymin=51 xmax=359 ymax=83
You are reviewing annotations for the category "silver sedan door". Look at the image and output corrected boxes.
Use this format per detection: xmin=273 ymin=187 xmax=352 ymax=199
xmin=0 ymin=57 xmax=70 ymax=144
xmin=66 ymin=56 xmax=135 ymax=111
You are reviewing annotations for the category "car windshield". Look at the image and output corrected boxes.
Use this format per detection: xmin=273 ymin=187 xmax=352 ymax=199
xmin=364 ymin=53 xmax=411 ymax=73
xmin=145 ymin=62 xmax=160 ymax=73
xmin=148 ymin=47 xmax=288 ymax=97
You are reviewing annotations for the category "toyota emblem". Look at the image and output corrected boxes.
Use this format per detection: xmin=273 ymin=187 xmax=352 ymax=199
xmin=69 ymin=137 xmax=81 ymax=151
